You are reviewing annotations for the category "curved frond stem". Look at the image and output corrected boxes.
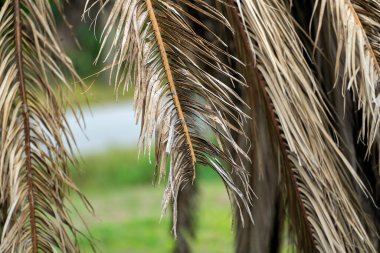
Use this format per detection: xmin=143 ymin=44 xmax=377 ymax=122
xmin=258 ymin=79 xmax=317 ymax=252
xmin=13 ymin=0 xmax=37 ymax=251
xmin=145 ymin=0 xmax=196 ymax=179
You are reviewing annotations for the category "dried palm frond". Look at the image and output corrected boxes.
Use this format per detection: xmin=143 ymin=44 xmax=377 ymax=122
xmin=228 ymin=0 xmax=377 ymax=251
xmin=83 ymin=0 xmax=252 ymax=234
xmin=312 ymin=0 xmax=380 ymax=149
xmin=222 ymin=3 xmax=283 ymax=252
xmin=0 ymin=0 xmax=89 ymax=252
xmin=306 ymin=0 xmax=380 ymax=250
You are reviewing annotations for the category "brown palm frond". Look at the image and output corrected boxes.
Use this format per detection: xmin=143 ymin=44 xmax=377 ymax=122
xmin=223 ymin=3 xmax=283 ymax=252
xmin=305 ymin=0 xmax=380 ymax=249
xmin=228 ymin=0 xmax=377 ymax=251
xmin=0 ymin=1 xmax=89 ymax=252
xmin=312 ymin=0 xmax=380 ymax=149
xmin=83 ymin=0 xmax=252 ymax=233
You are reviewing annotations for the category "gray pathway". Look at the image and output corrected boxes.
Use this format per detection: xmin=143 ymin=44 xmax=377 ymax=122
xmin=66 ymin=102 xmax=140 ymax=154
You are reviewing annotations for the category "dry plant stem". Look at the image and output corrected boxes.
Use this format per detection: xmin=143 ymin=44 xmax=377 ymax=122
xmin=228 ymin=2 xmax=317 ymax=252
xmin=13 ymin=0 xmax=38 ymax=252
xmin=145 ymin=0 xmax=197 ymax=179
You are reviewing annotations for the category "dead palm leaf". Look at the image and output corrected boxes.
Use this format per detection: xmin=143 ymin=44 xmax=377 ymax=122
xmin=82 ymin=0 xmax=380 ymax=252
xmin=227 ymin=0 xmax=379 ymax=252
xmin=0 ymin=1 xmax=89 ymax=252
xmin=83 ymin=0 xmax=253 ymax=235
xmin=312 ymin=0 xmax=380 ymax=149
xmin=224 ymin=4 xmax=283 ymax=252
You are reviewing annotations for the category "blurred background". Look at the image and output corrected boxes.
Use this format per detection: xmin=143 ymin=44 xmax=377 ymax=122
xmin=55 ymin=1 xmax=237 ymax=252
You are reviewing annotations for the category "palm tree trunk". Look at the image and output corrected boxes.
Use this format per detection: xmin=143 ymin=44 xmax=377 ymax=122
xmin=173 ymin=182 xmax=197 ymax=253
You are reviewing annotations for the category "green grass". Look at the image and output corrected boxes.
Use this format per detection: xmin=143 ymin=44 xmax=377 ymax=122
xmin=71 ymin=149 xmax=234 ymax=253
xmin=71 ymin=149 xmax=295 ymax=252
xmin=72 ymin=149 xmax=153 ymax=192
xmin=72 ymin=149 xmax=223 ymax=192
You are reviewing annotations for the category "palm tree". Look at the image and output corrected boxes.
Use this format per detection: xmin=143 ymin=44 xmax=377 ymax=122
xmin=1 ymin=0 xmax=379 ymax=252
xmin=86 ymin=0 xmax=380 ymax=252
